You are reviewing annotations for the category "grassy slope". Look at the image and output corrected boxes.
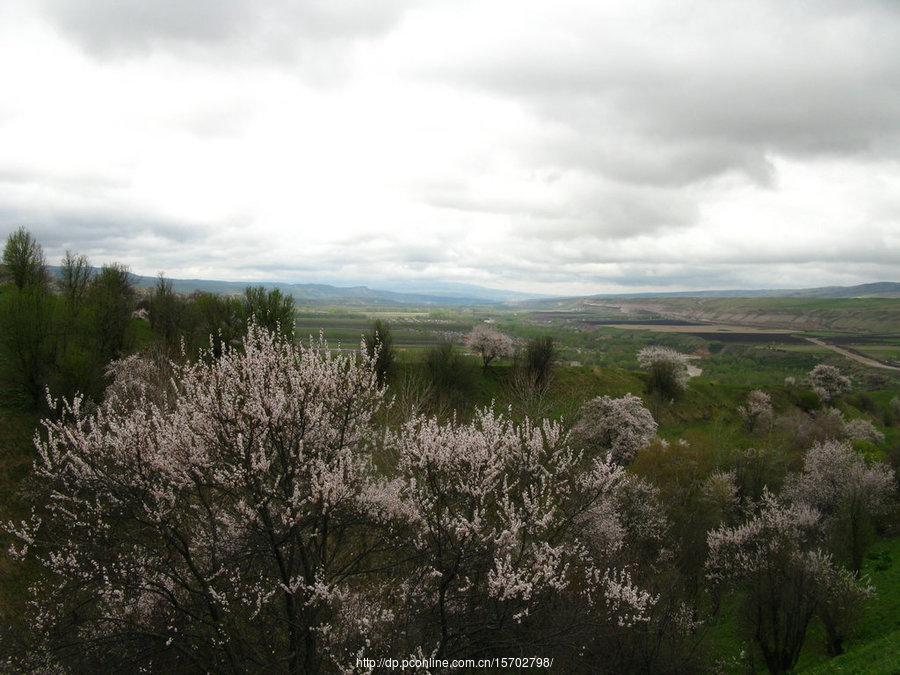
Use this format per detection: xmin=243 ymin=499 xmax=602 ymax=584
xmin=800 ymin=536 xmax=900 ymax=674
xmin=0 ymin=405 xmax=39 ymax=626
xmin=702 ymin=534 xmax=900 ymax=675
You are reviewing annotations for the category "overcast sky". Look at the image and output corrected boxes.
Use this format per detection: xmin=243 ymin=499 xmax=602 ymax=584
xmin=1 ymin=0 xmax=899 ymax=294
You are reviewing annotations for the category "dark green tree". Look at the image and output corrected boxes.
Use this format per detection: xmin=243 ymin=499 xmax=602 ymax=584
xmin=0 ymin=229 xmax=56 ymax=405
xmin=0 ymin=286 xmax=57 ymax=405
xmin=60 ymin=250 xmax=93 ymax=312
xmin=55 ymin=251 xmax=99 ymax=401
xmin=149 ymin=274 xmax=188 ymax=354
xmin=192 ymin=292 xmax=246 ymax=358
xmin=2 ymin=227 xmax=47 ymax=290
xmin=243 ymin=286 xmax=294 ymax=340
xmin=425 ymin=340 xmax=475 ymax=403
xmin=523 ymin=336 xmax=557 ymax=388
xmin=363 ymin=320 xmax=396 ymax=384
xmin=87 ymin=264 xmax=135 ymax=362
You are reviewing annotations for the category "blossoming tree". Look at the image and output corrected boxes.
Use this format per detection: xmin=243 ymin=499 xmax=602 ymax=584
xmin=706 ymin=492 xmax=869 ymax=674
xmin=738 ymin=389 xmax=773 ymax=433
xmin=843 ymin=418 xmax=885 ymax=444
xmin=570 ymin=394 xmax=658 ymax=465
xmin=784 ymin=440 xmax=896 ymax=572
xmin=637 ymin=346 xmax=689 ymax=400
xmin=464 ymin=324 xmax=514 ymax=368
xmin=807 ymin=364 xmax=851 ymax=403
xmin=387 ymin=409 xmax=657 ymax=659
xmin=8 ymin=326 xmax=396 ymax=672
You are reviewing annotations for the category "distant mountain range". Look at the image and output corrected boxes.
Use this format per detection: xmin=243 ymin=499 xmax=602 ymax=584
xmin=47 ymin=268 xmax=900 ymax=305
xmin=49 ymin=268 xmax=539 ymax=305
xmin=539 ymin=281 xmax=900 ymax=303
xmin=775 ymin=282 xmax=900 ymax=299
xmin=340 ymin=280 xmax=543 ymax=302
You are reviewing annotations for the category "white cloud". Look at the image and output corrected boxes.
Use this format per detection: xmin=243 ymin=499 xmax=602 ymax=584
xmin=0 ymin=0 xmax=898 ymax=294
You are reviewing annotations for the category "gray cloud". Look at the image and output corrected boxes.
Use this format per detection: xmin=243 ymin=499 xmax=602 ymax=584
xmin=421 ymin=1 xmax=900 ymax=186
xmin=0 ymin=206 xmax=208 ymax=255
xmin=39 ymin=0 xmax=417 ymax=62
xmin=417 ymin=170 xmax=699 ymax=240
xmin=1 ymin=0 xmax=898 ymax=293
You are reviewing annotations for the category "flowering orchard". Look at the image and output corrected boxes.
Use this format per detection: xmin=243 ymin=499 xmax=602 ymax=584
xmin=6 ymin=326 xmax=662 ymax=672
xmin=4 ymin=326 xmax=896 ymax=673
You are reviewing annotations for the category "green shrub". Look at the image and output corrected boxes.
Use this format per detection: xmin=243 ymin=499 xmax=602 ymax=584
xmin=243 ymin=287 xmax=294 ymax=340
xmin=0 ymin=286 xmax=57 ymax=406
xmin=848 ymin=392 xmax=878 ymax=416
xmin=523 ymin=336 xmax=557 ymax=387
xmin=192 ymin=292 xmax=246 ymax=357
xmin=364 ymin=320 xmax=396 ymax=384
xmin=425 ymin=340 xmax=475 ymax=400
xmin=789 ymin=388 xmax=821 ymax=413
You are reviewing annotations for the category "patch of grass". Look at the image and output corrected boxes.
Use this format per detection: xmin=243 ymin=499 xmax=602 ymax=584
xmin=702 ymin=537 xmax=900 ymax=673
xmin=801 ymin=629 xmax=900 ymax=674
xmin=0 ymin=404 xmax=40 ymax=622
xmin=799 ymin=536 xmax=900 ymax=673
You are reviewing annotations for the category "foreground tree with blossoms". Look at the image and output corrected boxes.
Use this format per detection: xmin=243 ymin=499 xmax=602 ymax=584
xmin=706 ymin=492 xmax=874 ymax=674
xmin=388 ymin=411 xmax=660 ymax=659
xmin=6 ymin=325 xmax=688 ymax=673
xmin=784 ymin=439 xmax=896 ymax=573
xmin=8 ymin=326 xmax=395 ymax=671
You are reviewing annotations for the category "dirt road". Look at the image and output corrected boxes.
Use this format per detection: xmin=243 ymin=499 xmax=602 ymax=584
xmin=804 ymin=337 xmax=900 ymax=371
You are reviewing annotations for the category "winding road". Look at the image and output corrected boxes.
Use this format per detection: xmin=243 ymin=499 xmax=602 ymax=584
xmin=804 ymin=337 xmax=900 ymax=371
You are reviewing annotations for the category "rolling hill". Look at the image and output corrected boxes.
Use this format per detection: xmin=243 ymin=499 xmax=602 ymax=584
xmin=49 ymin=269 xmax=900 ymax=309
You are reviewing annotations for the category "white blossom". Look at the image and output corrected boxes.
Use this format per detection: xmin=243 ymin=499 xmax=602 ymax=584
xmin=464 ymin=324 xmax=514 ymax=368
xmin=808 ymin=364 xmax=851 ymax=402
xmin=570 ymin=394 xmax=657 ymax=465
xmin=844 ymin=418 xmax=885 ymax=444
xmin=738 ymin=390 xmax=773 ymax=433
xmin=637 ymin=346 xmax=690 ymax=395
